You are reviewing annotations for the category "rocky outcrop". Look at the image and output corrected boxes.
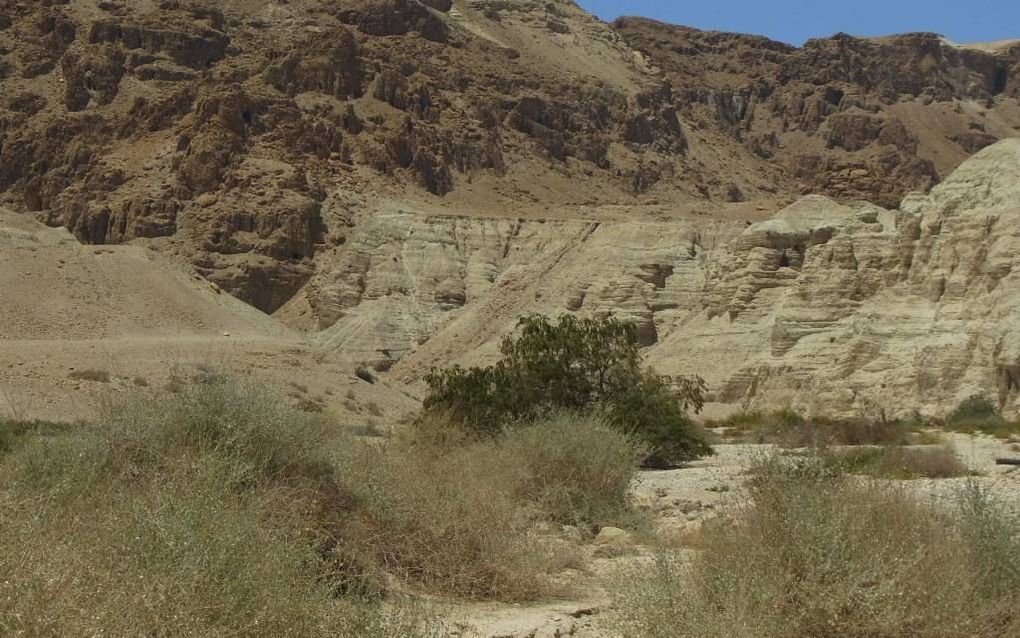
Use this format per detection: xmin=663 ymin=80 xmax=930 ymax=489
xmin=334 ymin=0 xmax=451 ymax=43
xmin=61 ymin=45 xmax=126 ymax=112
xmin=265 ymin=28 xmax=364 ymax=99
xmin=87 ymin=17 xmax=228 ymax=70
xmin=614 ymin=19 xmax=1020 ymax=207
xmin=307 ymin=141 xmax=1020 ymax=419
xmin=0 ymin=0 xmax=1017 ymax=320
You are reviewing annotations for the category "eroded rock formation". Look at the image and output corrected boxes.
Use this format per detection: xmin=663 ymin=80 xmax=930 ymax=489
xmin=3 ymin=1 xmax=1018 ymax=314
xmin=307 ymin=141 xmax=1020 ymax=418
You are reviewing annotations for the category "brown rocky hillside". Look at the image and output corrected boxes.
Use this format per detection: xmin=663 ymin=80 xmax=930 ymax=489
xmin=1 ymin=0 xmax=1018 ymax=320
xmin=613 ymin=17 xmax=1020 ymax=207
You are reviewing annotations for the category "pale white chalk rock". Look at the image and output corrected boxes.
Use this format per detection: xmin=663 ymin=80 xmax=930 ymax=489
xmin=307 ymin=140 xmax=1020 ymax=418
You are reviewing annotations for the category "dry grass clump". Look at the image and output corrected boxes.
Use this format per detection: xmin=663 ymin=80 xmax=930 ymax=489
xmin=614 ymin=455 xmax=1020 ymax=638
xmin=710 ymin=409 xmax=914 ymax=447
xmin=0 ymin=419 xmax=71 ymax=458
xmin=0 ymin=376 xmax=439 ymax=637
xmin=68 ymin=368 xmax=111 ymax=383
xmin=335 ymin=412 xmax=645 ymax=600
xmin=820 ymin=445 xmax=969 ymax=479
xmin=502 ymin=413 xmax=647 ymax=531
xmin=1 ymin=374 xmax=646 ymax=633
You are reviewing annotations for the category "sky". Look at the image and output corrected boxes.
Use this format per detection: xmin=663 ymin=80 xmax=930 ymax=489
xmin=576 ymin=1 xmax=1020 ymax=46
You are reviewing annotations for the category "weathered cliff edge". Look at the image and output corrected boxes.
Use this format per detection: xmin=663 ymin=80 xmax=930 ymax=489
xmin=308 ymin=139 xmax=1020 ymax=418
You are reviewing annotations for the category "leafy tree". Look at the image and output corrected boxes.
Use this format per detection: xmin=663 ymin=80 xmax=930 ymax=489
xmin=422 ymin=314 xmax=712 ymax=466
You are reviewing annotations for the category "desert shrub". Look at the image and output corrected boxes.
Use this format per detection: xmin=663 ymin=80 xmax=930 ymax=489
xmin=423 ymin=315 xmax=710 ymax=466
xmin=334 ymin=431 xmax=545 ymax=600
xmin=0 ymin=378 xmax=438 ymax=637
xmin=502 ymin=412 xmax=646 ymax=530
xmin=821 ymin=445 xmax=969 ymax=479
xmin=951 ymin=395 xmax=1000 ymax=421
xmin=957 ymin=481 xmax=1020 ymax=599
xmin=96 ymin=373 xmax=336 ymax=490
xmin=710 ymin=409 xmax=912 ymax=447
xmin=335 ymin=412 xmax=645 ymax=599
xmin=946 ymin=395 xmax=1019 ymax=439
xmin=613 ymin=455 xmax=1020 ymax=638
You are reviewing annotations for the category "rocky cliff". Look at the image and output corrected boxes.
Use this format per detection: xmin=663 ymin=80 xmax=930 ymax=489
xmin=3 ymin=1 xmax=1020 ymax=416
xmin=309 ymin=140 xmax=1020 ymax=419
xmin=613 ymin=18 xmax=1020 ymax=208
xmin=2 ymin=0 xmax=1019 ymax=317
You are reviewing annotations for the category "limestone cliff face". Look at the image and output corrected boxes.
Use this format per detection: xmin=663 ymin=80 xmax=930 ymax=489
xmin=308 ymin=140 xmax=1020 ymax=418
xmin=671 ymin=139 xmax=1020 ymax=418
xmin=305 ymin=208 xmax=744 ymax=371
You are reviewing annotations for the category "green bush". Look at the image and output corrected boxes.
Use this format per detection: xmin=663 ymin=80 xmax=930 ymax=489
xmin=423 ymin=315 xmax=711 ymax=466
xmin=951 ymin=395 xmax=1000 ymax=421
xmin=946 ymin=395 xmax=1019 ymax=439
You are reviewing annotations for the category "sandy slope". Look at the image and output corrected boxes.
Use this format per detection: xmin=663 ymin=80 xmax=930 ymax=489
xmin=0 ymin=209 xmax=416 ymax=422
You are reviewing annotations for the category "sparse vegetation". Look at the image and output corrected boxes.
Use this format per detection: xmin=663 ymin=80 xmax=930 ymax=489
xmin=818 ymin=445 xmax=969 ymax=479
xmin=945 ymin=395 xmax=1020 ymax=440
xmin=710 ymin=409 xmax=915 ymax=446
xmin=0 ymin=372 xmax=646 ymax=633
xmin=423 ymin=315 xmax=711 ymax=467
xmin=335 ymin=411 xmax=646 ymax=599
xmin=502 ymin=412 xmax=647 ymax=531
xmin=296 ymin=396 xmax=327 ymax=413
xmin=0 ymin=419 xmax=70 ymax=459
xmin=366 ymin=401 xmax=384 ymax=417
xmin=0 ymin=375 xmax=438 ymax=636
xmin=614 ymin=454 xmax=1020 ymax=638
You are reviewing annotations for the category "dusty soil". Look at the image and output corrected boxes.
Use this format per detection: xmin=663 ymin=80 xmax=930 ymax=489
xmin=0 ymin=209 xmax=416 ymax=423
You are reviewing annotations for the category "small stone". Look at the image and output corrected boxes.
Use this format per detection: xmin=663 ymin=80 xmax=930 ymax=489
xmin=593 ymin=526 xmax=633 ymax=546
xmin=195 ymin=193 xmax=219 ymax=208
xmin=678 ymin=500 xmax=703 ymax=514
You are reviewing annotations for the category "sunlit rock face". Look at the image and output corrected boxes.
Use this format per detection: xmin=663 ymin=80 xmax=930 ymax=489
xmin=309 ymin=141 xmax=1020 ymax=418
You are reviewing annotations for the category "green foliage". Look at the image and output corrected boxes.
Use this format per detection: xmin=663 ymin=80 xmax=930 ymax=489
xmin=599 ymin=371 xmax=711 ymax=468
xmin=946 ymin=395 xmax=1020 ymax=439
xmin=423 ymin=315 xmax=711 ymax=466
